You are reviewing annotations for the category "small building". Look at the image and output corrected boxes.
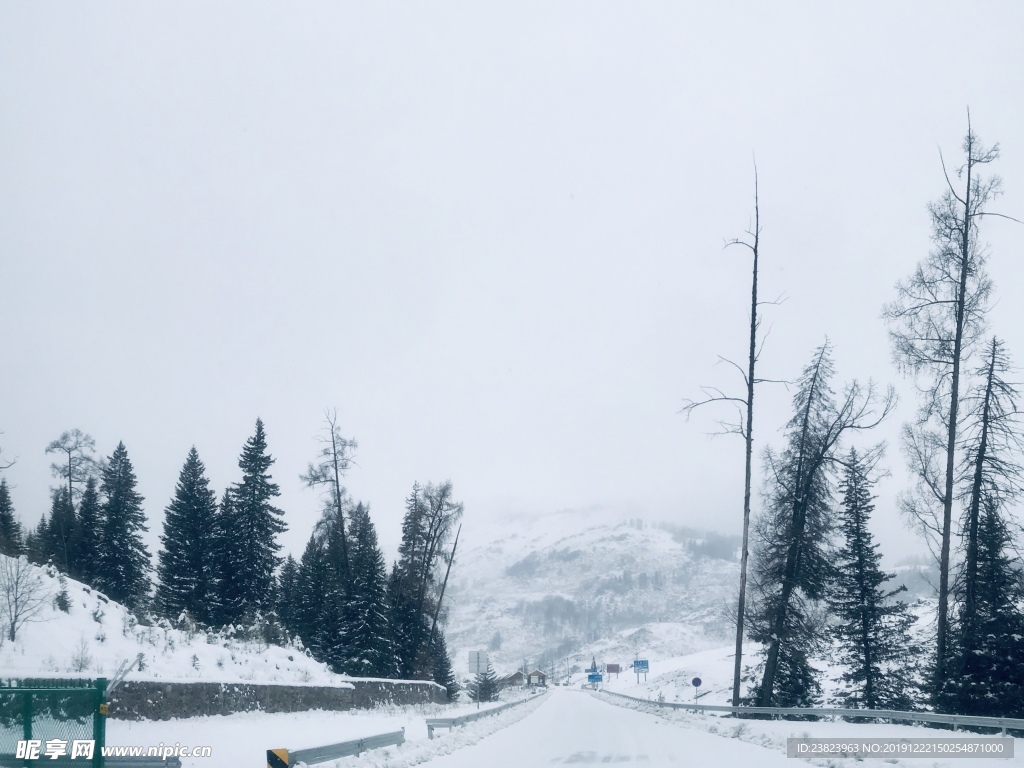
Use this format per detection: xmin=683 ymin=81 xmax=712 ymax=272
xmin=527 ymin=669 xmax=547 ymax=686
xmin=500 ymin=671 xmax=526 ymax=688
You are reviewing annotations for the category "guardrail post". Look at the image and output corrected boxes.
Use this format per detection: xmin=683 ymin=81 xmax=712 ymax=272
xmin=94 ymin=678 xmax=108 ymax=768
xmin=22 ymin=685 xmax=32 ymax=747
xmin=428 ymin=724 xmax=434 ymax=740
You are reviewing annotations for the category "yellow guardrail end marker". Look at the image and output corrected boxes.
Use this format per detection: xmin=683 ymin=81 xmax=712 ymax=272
xmin=266 ymin=748 xmax=289 ymax=768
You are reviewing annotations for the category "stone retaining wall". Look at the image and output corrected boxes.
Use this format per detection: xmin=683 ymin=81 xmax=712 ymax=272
xmin=107 ymin=679 xmax=446 ymax=720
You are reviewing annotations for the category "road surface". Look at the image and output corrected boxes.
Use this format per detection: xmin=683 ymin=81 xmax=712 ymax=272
xmin=420 ymin=688 xmax=794 ymax=767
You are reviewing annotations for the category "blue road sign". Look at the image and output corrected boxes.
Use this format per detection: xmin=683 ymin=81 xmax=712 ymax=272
xmin=692 ymin=677 xmax=702 ymax=687
xmin=588 ymin=673 xmax=603 ymax=684
xmin=634 ymin=660 xmax=649 ymax=673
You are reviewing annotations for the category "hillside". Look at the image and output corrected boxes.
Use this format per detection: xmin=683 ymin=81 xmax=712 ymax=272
xmin=0 ymin=555 xmax=346 ymax=685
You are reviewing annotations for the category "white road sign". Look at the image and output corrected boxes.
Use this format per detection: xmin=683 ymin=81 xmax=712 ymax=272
xmin=468 ymin=650 xmax=488 ymax=674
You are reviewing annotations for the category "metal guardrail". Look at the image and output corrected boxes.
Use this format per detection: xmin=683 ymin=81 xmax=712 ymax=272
xmin=0 ymin=678 xmax=108 ymax=768
xmin=426 ymin=690 xmax=546 ymax=739
xmin=599 ymin=689 xmax=1024 ymax=736
xmin=266 ymin=728 xmax=404 ymax=767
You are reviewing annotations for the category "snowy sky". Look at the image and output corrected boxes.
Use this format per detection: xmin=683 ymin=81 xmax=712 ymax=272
xmin=2 ymin=2 xmax=1024 ymax=564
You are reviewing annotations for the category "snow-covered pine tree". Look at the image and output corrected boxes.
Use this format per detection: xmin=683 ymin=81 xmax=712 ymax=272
xmin=319 ymin=497 xmax=352 ymax=671
xmin=0 ymin=479 xmax=23 ymax=556
xmin=430 ymin=631 xmax=460 ymax=701
xmin=155 ymin=447 xmax=221 ymax=626
xmin=24 ymin=515 xmax=47 ymax=565
xmin=95 ymin=441 xmax=151 ymax=610
xmin=935 ymin=337 xmax=1024 ymax=715
xmin=748 ymin=342 xmax=894 ymax=707
xmin=212 ymin=488 xmax=237 ymax=626
xmin=471 ymin=661 xmax=499 ymax=702
xmin=389 ymin=482 xmax=463 ymax=679
xmin=219 ymin=419 xmax=286 ymax=625
xmin=73 ymin=477 xmax=102 ymax=586
xmin=828 ymin=448 xmax=918 ymax=710
xmin=943 ymin=496 xmax=1024 ymax=716
xmin=342 ymin=501 xmax=394 ymax=677
xmin=276 ymin=555 xmax=300 ymax=640
xmin=294 ymin=532 xmax=330 ymax=657
xmin=47 ymin=486 xmax=77 ymax=574
xmin=389 ymin=485 xmax=428 ymax=678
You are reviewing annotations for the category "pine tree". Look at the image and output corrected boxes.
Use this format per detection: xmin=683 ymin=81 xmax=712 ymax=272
xmin=748 ymin=343 xmax=894 ymax=707
xmin=24 ymin=515 xmax=48 ymax=565
xmin=342 ymin=502 xmax=394 ymax=677
xmin=389 ymin=486 xmax=429 ymax=678
xmin=219 ymin=419 xmax=286 ymax=624
xmin=319 ymin=496 xmax=352 ymax=671
xmin=277 ymin=555 xmax=300 ymax=640
xmin=430 ymin=631 xmax=459 ymax=701
xmin=155 ymin=447 xmax=221 ymax=626
xmin=294 ymin=533 xmax=330 ymax=656
xmin=44 ymin=486 xmax=77 ymax=573
xmin=95 ymin=442 xmax=151 ymax=610
xmin=73 ymin=477 xmax=102 ymax=586
xmin=0 ymin=479 xmax=23 ymax=556
xmin=212 ymin=489 xmax=238 ymax=626
xmin=942 ymin=496 xmax=1024 ymax=716
xmin=829 ymin=449 xmax=918 ymax=710
xmin=389 ymin=482 xmax=463 ymax=679
xmin=471 ymin=661 xmax=499 ymax=703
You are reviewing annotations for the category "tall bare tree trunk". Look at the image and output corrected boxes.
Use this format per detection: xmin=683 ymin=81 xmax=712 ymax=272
xmin=733 ymin=174 xmax=760 ymax=707
xmin=429 ymin=524 xmax=461 ymax=647
xmin=936 ymin=127 xmax=975 ymax=690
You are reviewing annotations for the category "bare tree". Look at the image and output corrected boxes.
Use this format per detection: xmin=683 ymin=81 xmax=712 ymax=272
xmin=45 ymin=429 xmax=100 ymax=502
xmin=300 ymin=410 xmax=357 ymax=587
xmin=0 ymin=555 xmax=50 ymax=642
xmin=883 ymin=115 xmax=1016 ymax=690
xmin=0 ymin=431 xmax=15 ymax=471
xmin=428 ymin=523 xmax=461 ymax=647
xmin=681 ymin=167 xmax=783 ymax=706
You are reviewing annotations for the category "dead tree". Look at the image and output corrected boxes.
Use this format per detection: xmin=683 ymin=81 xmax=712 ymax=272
xmin=681 ymin=167 xmax=783 ymax=706
xmin=883 ymin=113 xmax=1017 ymax=691
xmin=0 ymin=432 xmax=15 ymax=471
xmin=301 ymin=409 xmax=357 ymax=588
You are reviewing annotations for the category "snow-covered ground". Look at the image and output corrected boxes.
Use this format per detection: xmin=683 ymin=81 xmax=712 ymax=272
xmin=277 ymin=688 xmax=1024 ymax=768
xmin=598 ymin=690 xmax=1024 ymax=768
xmin=0 ymin=556 xmax=351 ymax=685
xmin=106 ymin=693 xmax=539 ymax=768
xmin=328 ymin=688 xmax=797 ymax=768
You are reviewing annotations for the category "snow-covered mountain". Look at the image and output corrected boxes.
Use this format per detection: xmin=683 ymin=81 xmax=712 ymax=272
xmin=442 ymin=508 xmax=940 ymax=684
xmin=443 ymin=510 xmax=743 ymax=680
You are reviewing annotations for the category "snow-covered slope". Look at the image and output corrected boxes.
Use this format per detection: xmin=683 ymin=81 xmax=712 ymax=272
xmin=0 ymin=555 xmax=344 ymax=685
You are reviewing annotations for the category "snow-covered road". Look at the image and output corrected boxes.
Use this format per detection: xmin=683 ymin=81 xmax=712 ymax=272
xmin=415 ymin=688 xmax=793 ymax=767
